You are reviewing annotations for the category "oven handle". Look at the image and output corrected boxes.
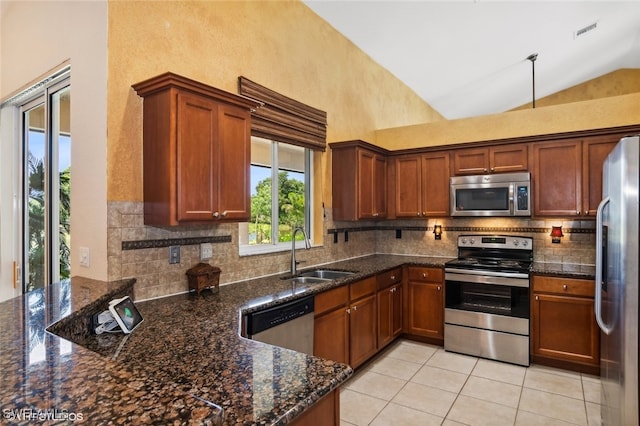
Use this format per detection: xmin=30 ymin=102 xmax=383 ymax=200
xmin=445 ymin=270 xmax=530 ymax=288
xmin=509 ymin=183 xmax=515 ymax=216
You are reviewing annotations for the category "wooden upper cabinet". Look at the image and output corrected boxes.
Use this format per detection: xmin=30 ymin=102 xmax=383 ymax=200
xmin=331 ymin=141 xmax=387 ymax=221
xmin=532 ymin=139 xmax=582 ymax=217
xmin=452 ymin=143 xmax=528 ymax=175
xmin=133 ymin=72 xmax=260 ymax=226
xmin=393 ymin=152 xmax=450 ymax=218
xmin=582 ymin=135 xmax=619 ymax=217
xmin=532 ymin=134 xmax=620 ymax=218
xmin=421 ymin=152 xmax=451 ymax=217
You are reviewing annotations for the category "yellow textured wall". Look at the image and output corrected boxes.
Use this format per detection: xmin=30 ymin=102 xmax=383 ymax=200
xmin=107 ymin=0 xmax=443 ymax=203
xmin=511 ymin=69 xmax=640 ymax=111
xmin=376 ymin=92 xmax=640 ymax=150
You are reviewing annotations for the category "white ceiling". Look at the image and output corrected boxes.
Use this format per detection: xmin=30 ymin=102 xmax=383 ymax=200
xmin=304 ymin=1 xmax=640 ymax=120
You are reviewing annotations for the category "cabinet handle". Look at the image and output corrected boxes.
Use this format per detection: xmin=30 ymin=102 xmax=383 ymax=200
xmin=585 ymin=210 xmax=589 ymax=215
xmin=422 ymin=272 xmax=428 ymax=278
xmin=422 ymin=212 xmax=427 ymax=216
xmin=563 ymin=284 xmax=568 ymax=291
xmin=346 ymin=308 xmax=351 ymax=314
xmin=483 ymin=168 xmax=488 ymax=173
xmin=390 ymin=275 xmax=396 ymax=280
xmin=221 ymin=211 xmax=228 ymax=217
xmin=213 ymin=211 xmax=220 ymax=218
xmin=437 ymin=285 xmax=441 ymax=291
xmin=417 ymin=212 xmax=421 ymax=216
xmin=353 ymin=305 xmax=357 ymax=311
xmin=535 ymin=295 xmax=539 ymax=301
xmin=576 ymin=210 xmax=581 ymax=215
xmin=490 ymin=167 xmax=495 ymax=172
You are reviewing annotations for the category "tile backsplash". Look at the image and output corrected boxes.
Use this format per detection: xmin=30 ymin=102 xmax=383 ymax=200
xmin=108 ymin=201 xmax=595 ymax=300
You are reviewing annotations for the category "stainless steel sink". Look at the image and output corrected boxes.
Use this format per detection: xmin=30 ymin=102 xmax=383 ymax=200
xmin=290 ymin=276 xmax=332 ymax=285
xmin=299 ymin=269 xmax=355 ymax=280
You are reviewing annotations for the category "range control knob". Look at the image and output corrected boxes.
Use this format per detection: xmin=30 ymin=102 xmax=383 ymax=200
xmin=513 ymin=239 xmax=519 ymax=246
xmin=522 ymin=240 xmax=529 ymax=247
xmin=469 ymin=238 xmax=475 ymax=245
xmin=461 ymin=238 xmax=468 ymax=245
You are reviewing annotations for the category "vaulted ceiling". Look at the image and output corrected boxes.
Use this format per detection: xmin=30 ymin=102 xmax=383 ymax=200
xmin=304 ymin=1 xmax=640 ymax=120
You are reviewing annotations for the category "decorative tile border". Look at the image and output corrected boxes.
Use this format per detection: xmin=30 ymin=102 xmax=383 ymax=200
xmin=327 ymin=225 xmax=595 ymax=235
xmin=122 ymin=235 xmax=232 ymax=250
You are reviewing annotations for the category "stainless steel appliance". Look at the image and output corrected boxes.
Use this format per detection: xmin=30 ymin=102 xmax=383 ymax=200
xmin=444 ymin=235 xmax=533 ymax=366
xmin=245 ymin=295 xmax=314 ymax=355
xmin=595 ymin=135 xmax=639 ymax=425
xmin=450 ymin=172 xmax=531 ymax=217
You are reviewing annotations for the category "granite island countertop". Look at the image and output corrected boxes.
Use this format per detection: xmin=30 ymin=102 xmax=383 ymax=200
xmin=0 ymin=254 xmax=450 ymax=425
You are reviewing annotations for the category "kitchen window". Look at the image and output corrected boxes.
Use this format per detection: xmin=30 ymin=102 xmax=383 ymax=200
xmin=239 ymin=137 xmax=312 ymax=255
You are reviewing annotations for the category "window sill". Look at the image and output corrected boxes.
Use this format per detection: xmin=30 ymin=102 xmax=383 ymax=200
xmin=239 ymin=242 xmax=320 ymax=257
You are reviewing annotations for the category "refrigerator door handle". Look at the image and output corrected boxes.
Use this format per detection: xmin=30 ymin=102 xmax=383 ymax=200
xmin=595 ymin=196 xmax=613 ymax=335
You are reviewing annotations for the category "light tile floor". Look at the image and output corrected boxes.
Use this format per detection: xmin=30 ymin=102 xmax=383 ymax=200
xmin=340 ymin=339 xmax=601 ymax=426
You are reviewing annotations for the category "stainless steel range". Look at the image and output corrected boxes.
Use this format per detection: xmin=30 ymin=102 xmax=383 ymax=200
xmin=444 ymin=235 xmax=533 ymax=366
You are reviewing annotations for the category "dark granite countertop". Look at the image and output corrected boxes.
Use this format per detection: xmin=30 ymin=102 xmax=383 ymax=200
xmin=531 ymin=262 xmax=596 ymax=280
xmin=0 ymin=254 xmax=450 ymax=425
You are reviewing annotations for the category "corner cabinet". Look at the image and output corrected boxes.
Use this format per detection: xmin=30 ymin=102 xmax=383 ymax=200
xmin=531 ymin=275 xmax=599 ymax=374
xmin=330 ymin=141 xmax=388 ymax=221
xmin=132 ymin=72 xmax=260 ymax=226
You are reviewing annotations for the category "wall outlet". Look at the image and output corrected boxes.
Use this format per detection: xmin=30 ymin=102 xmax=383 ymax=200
xmin=169 ymin=246 xmax=180 ymax=264
xmin=200 ymin=243 xmax=213 ymax=261
xmin=79 ymin=247 xmax=90 ymax=268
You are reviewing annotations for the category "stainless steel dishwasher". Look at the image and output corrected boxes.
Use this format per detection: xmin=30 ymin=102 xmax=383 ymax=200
xmin=245 ymin=295 xmax=315 ymax=355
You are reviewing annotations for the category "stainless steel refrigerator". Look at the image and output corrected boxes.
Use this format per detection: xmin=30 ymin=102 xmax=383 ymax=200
xmin=596 ymin=135 xmax=639 ymax=426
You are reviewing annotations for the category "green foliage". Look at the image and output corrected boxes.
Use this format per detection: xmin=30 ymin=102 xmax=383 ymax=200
xmin=250 ymin=171 xmax=305 ymax=244
xmin=26 ymin=154 xmax=70 ymax=291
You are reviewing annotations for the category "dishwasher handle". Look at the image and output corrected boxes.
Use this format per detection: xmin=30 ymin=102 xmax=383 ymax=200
xmin=246 ymin=295 xmax=314 ymax=336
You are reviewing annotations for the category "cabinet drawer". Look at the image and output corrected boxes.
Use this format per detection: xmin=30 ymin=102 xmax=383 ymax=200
xmin=377 ymin=267 xmax=402 ymax=290
xmin=350 ymin=276 xmax=377 ymax=301
xmin=532 ymin=275 xmax=594 ymax=297
xmin=407 ymin=267 xmax=443 ymax=283
xmin=315 ymin=285 xmax=349 ymax=316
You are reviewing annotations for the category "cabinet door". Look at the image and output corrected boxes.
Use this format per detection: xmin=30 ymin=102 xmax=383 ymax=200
xmin=357 ymin=150 xmax=386 ymax=219
xmin=314 ymin=307 xmax=349 ymax=364
xmin=532 ymin=293 xmax=599 ymax=368
xmin=216 ymin=103 xmax=251 ymax=221
xmin=582 ymin=137 xmax=617 ymax=217
xmin=406 ymin=281 xmax=444 ymax=340
xmin=377 ymin=283 xmax=402 ymax=349
xmin=452 ymin=147 xmax=488 ymax=175
xmin=532 ymin=140 xmax=582 ymax=216
xmin=373 ymin=154 xmax=387 ymax=218
xmin=490 ymin=143 xmax=528 ymax=173
xmin=349 ymin=294 xmax=377 ymax=368
xmin=176 ymin=91 xmax=219 ymax=222
xmin=391 ymin=284 xmax=403 ymax=340
xmin=421 ymin=152 xmax=450 ymax=217
xmin=394 ymin=155 xmax=422 ymax=217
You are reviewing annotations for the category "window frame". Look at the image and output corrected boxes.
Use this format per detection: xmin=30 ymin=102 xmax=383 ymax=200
xmin=239 ymin=138 xmax=313 ymax=257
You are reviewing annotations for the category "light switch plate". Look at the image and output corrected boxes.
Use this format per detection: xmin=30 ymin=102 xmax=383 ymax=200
xmin=200 ymin=243 xmax=213 ymax=260
xmin=79 ymin=247 xmax=90 ymax=268
xmin=169 ymin=246 xmax=180 ymax=264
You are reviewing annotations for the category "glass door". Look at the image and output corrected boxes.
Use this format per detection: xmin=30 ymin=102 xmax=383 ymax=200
xmin=20 ymin=80 xmax=71 ymax=292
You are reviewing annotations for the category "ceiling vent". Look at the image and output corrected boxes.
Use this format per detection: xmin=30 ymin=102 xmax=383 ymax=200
xmin=574 ymin=21 xmax=598 ymax=39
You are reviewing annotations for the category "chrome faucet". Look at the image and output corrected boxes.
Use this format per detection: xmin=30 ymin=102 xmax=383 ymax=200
xmin=291 ymin=227 xmax=311 ymax=276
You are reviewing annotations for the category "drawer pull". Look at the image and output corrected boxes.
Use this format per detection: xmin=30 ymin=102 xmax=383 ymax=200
xmin=390 ymin=275 xmax=396 ymax=280
xmin=563 ymin=284 xmax=568 ymax=291
xmin=422 ymin=272 xmax=428 ymax=278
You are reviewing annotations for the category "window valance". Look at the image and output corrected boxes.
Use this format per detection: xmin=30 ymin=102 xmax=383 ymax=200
xmin=238 ymin=76 xmax=327 ymax=151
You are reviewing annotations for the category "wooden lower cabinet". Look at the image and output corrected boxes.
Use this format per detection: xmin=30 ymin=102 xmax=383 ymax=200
xmin=377 ymin=282 xmax=402 ymax=349
xmin=314 ymin=286 xmax=349 ymax=364
xmin=405 ymin=267 xmax=444 ymax=343
xmin=531 ymin=275 xmax=599 ymax=374
xmin=290 ymin=388 xmax=340 ymax=426
xmin=349 ymin=293 xmax=377 ymax=368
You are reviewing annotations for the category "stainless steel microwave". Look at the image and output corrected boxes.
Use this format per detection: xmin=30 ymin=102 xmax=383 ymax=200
xmin=450 ymin=172 xmax=531 ymax=217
